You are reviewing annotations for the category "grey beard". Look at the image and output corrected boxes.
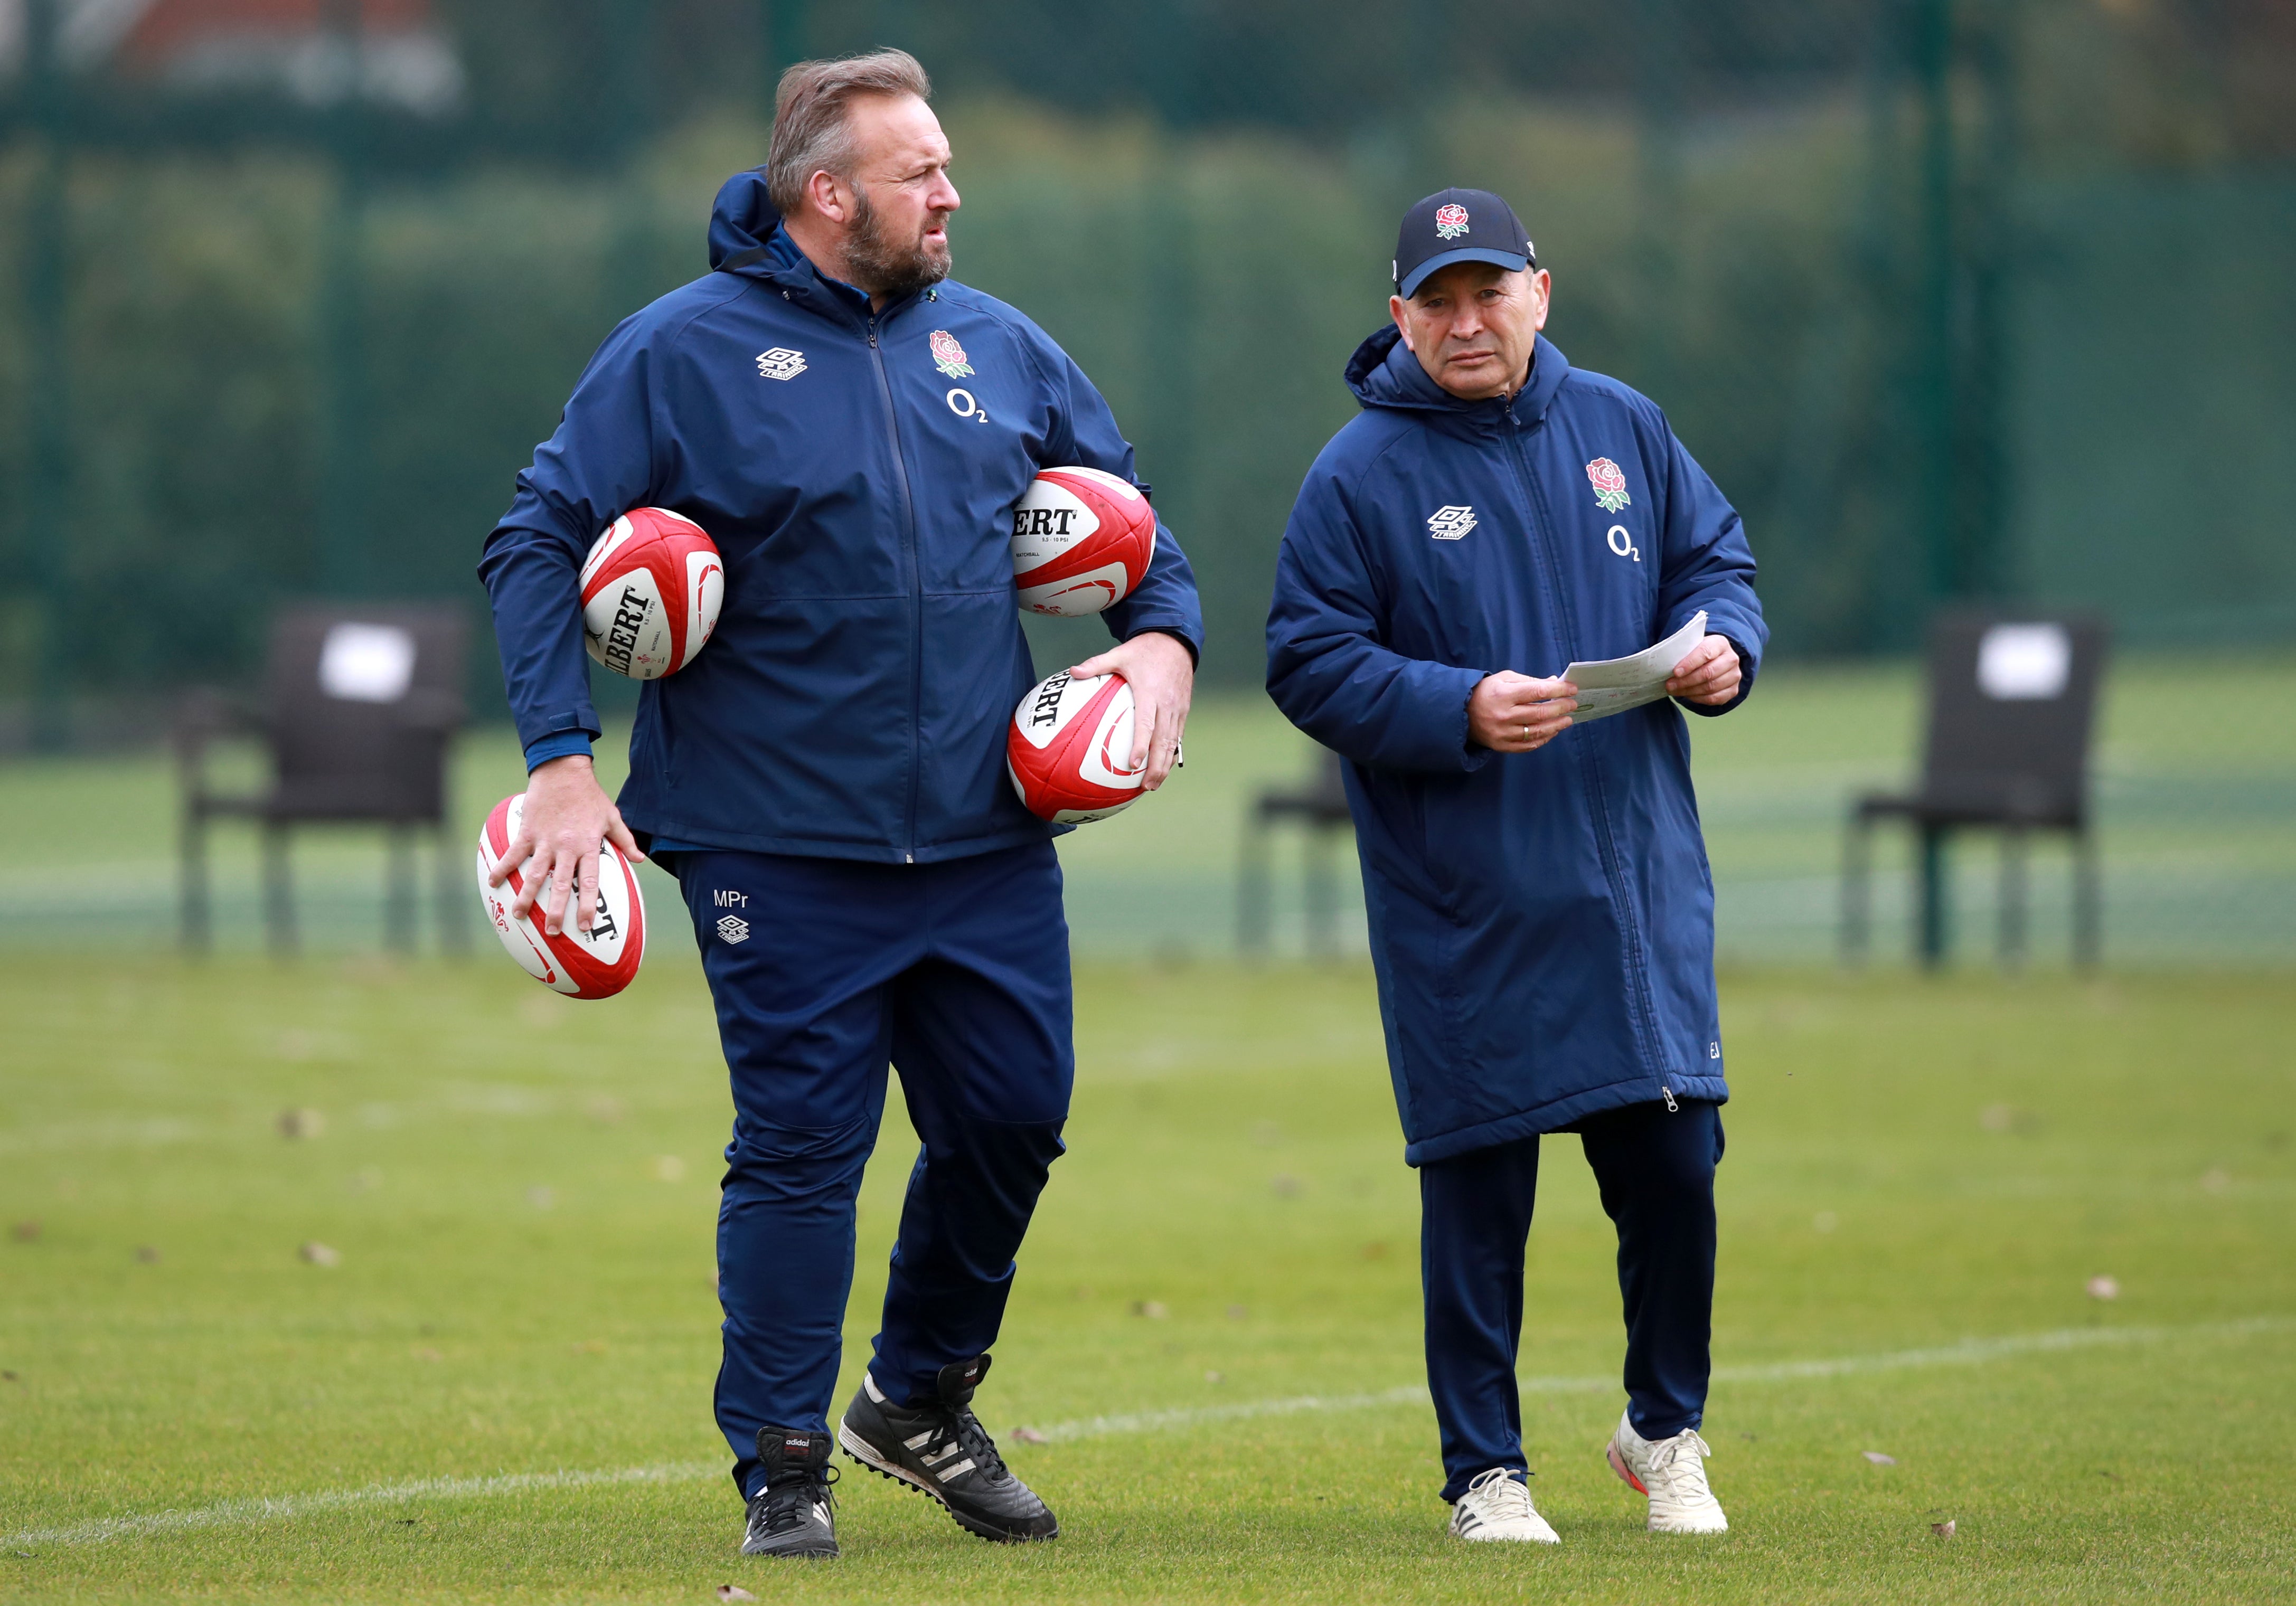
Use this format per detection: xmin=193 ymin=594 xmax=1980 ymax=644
xmin=843 ymin=188 xmax=952 ymax=302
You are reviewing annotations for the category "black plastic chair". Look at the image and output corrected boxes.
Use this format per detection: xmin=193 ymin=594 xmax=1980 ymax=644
xmin=1842 ymin=611 xmax=2110 ymax=971
xmin=177 ymin=605 xmax=470 ymax=954
xmin=1238 ymin=749 xmax=1355 ymax=957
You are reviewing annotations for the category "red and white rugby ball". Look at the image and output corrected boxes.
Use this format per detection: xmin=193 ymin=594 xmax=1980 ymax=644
xmin=474 ymin=793 xmax=646 ymax=998
xmin=1009 ymin=466 xmax=1155 ymax=617
xmin=579 ymin=507 xmax=724 ymax=678
xmin=1008 ymin=670 xmax=1147 ymax=823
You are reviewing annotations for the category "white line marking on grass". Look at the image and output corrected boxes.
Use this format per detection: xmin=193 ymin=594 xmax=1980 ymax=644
xmin=1709 ymin=1314 xmax=2294 ymax=1386
xmin=1036 ymin=1384 xmax=1434 ymax=1443
xmin=3 ymin=1461 xmax=719 ymax=1550
xmin=1038 ymin=1315 xmax=2295 ymax=1444
xmin=10 ymin=1315 xmax=2288 ymax=1549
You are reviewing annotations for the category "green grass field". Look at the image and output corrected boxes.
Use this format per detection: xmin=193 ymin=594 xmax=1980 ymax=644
xmin=4 ymin=955 xmax=2293 ymax=1602
xmin=3 ymin=653 xmax=2293 ymax=963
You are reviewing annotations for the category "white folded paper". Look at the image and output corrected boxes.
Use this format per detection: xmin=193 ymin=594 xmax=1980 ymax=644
xmin=1560 ymin=610 xmax=1708 ymax=725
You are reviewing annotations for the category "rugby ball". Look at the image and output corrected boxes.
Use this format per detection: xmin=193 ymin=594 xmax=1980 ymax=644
xmin=474 ymin=792 xmax=646 ymax=998
xmin=1009 ymin=466 xmax=1155 ymax=617
xmin=1008 ymin=670 xmax=1147 ymax=823
xmin=579 ymin=507 xmax=723 ymax=679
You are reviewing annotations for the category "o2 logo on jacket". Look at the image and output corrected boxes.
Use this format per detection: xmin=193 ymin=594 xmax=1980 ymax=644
xmin=1427 ymin=505 xmax=1478 ymax=541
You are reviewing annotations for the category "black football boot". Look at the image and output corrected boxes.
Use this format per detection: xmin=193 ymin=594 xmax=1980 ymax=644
xmin=739 ymin=1425 xmax=840 ymax=1558
xmin=836 ymin=1354 xmax=1058 ymax=1542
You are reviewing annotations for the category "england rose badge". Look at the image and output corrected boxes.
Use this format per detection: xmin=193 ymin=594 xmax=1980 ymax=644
xmin=1586 ymin=457 xmax=1632 ymax=514
xmin=929 ymin=329 xmax=974 ymax=380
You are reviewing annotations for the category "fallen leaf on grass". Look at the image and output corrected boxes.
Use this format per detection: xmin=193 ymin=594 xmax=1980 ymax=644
xmin=1980 ymin=1103 xmax=2045 ymax=1136
xmin=299 ymin=1241 xmax=342 ymax=1267
xmin=1931 ymin=1519 xmax=1956 ymax=1539
xmin=10 ymin=1220 xmax=41 ymax=1243
xmin=1862 ymin=1451 xmax=1896 ymax=1466
xmin=1012 ymin=1426 xmax=1048 ymax=1444
xmin=134 ymin=1245 xmax=160 ymax=1263
xmin=1131 ymin=1300 xmax=1169 ymax=1319
xmin=277 ymin=1108 xmax=326 ymax=1140
xmin=716 ymin=1586 xmax=758 ymax=1601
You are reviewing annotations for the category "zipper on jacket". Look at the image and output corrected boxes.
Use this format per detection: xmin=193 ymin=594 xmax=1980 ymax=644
xmin=864 ymin=309 xmax=926 ymax=860
xmin=1500 ymin=405 xmax=1673 ymax=1087
xmin=1662 ymin=1085 xmax=1679 ymax=1112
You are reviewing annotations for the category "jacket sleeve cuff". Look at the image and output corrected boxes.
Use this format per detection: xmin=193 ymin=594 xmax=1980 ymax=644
xmin=524 ymin=731 xmax=596 ymax=771
xmin=1125 ymin=624 xmax=1201 ymax=667
xmin=1679 ymin=636 xmax=1754 ymax=718
xmin=1454 ymin=673 xmax=1498 ymax=769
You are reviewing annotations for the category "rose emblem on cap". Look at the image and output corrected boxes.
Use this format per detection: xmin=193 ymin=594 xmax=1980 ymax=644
xmin=1395 ymin=189 xmax=1532 ymax=298
xmin=1586 ymin=457 xmax=1632 ymax=514
xmin=929 ymin=329 xmax=974 ymax=379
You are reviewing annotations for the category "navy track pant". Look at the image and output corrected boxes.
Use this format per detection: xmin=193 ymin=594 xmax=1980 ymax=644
xmin=1420 ymin=1098 xmax=1723 ymax=1502
xmin=670 ymin=842 xmax=1073 ymax=1500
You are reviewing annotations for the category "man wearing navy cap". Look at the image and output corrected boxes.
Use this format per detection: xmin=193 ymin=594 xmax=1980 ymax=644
xmin=1267 ymin=188 xmax=1764 ymax=1543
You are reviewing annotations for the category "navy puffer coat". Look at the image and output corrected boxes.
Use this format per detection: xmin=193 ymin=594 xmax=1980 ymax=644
xmin=1266 ymin=328 xmax=1764 ymax=1164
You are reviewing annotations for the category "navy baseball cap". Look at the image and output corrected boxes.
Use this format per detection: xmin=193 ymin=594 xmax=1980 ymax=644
xmin=1393 ymin=188 xmax=1536 ymax=299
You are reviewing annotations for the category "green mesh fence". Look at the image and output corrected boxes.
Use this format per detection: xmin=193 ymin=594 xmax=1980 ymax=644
xmin=0 ymin=0 xmax=2289 ymax=962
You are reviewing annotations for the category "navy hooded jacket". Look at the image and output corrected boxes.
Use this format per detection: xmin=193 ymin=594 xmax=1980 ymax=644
xmin=1266 ymin=328 xmax=1765 ymax=1164
xmin=479 ymin=171 xmax=1203 ymax=864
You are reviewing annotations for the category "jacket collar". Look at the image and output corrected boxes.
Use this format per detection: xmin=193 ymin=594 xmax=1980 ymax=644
xmin=707 ymin=168 xmax=929 ymax=326
xmin=1343 ymin=324 xmax=1570 ymax=435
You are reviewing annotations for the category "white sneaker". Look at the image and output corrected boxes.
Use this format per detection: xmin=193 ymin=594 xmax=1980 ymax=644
xmin=1447 ymin=1467 xmax=1561 ymax=1544
xmin=1606 ymin=1411 xmax=1728 ymax=1533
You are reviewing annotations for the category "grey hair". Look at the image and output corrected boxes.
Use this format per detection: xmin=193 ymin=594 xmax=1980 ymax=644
xmin=766 ymin=49 xmax=934 ymax=216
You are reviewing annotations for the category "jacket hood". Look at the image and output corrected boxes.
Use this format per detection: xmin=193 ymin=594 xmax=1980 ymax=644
xmin=708 ymin=168 xmax=784 ymax=273
xmin=702 ymin=168 xmax=903 ymax=322
xmin=1343 ymin=324 xmax=1570 ymax=429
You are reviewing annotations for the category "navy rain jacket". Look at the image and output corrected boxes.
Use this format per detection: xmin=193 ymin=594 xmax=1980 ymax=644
xmin=479 ymin=171 xmax=1203 ymax=864
xmin=1266 ymin=328 xmax=1765 ymax=1165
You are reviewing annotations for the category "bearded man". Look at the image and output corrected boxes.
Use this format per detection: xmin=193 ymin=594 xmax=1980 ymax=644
xmin=478 ymin=50 xmax=1201 ymax=1560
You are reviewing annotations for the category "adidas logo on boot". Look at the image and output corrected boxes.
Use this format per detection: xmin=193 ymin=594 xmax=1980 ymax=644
xmin=740 ymin=1426 xmax=839 ymax=1558
xmin=837 ymin=1355 xmax=1058 ymax=1543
